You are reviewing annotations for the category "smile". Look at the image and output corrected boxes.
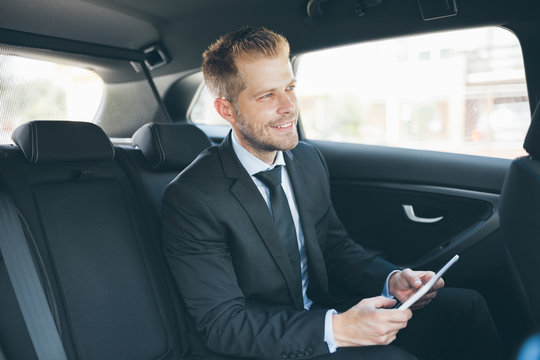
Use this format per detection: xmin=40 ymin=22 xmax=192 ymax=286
xmin=272 ymin=121 xmax=294 ymax=129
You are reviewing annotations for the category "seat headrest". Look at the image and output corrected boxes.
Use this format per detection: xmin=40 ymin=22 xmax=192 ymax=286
xmin=132 ymin=123 xmax=212 ymax=171
xmin=524 ymin=101 xmax=540 ymax=159
xmin=11 ymin=121 xmax=115 ymax=164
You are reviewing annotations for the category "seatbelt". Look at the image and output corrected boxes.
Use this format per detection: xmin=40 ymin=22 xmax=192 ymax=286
xmin=0 ymin=343 xmax=7 ymax=360
xmin=0 ymin=188 xmax=68 ymax=360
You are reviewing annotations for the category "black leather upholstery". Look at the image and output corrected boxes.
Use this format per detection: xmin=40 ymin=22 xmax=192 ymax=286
xmin=500 ymin=102 xmax=540 ymax=328
xmin=11 ymin=121 xmax=114 ymax=163
xmin=132 ymin=122 xmax=211 ymax=170
xmin=0 ymin=121 xmax=187 ymax=360
xmin=122 ymin=122 xmax=212 ymax=215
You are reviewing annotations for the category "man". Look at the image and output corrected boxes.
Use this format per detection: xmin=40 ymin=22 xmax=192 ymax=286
xmin=162 ymin=27 xmax=504 ymax=360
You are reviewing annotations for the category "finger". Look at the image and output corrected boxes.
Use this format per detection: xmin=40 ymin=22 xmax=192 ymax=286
xmin=432 ymin=277 xmax=445 ymax=289
xmin=419 ymin=271 xmax=435 ymax=282
xmin=411 ymin=303 xmax=427 ymax=310
xmin=401 ymin=268 xmax=423 ymax=288
xmin=420 ymin=290 xmax=438 ymax=301
xmin=388 ymin=318 xmax=410 ymax=333
xmin=372 ymin=296 xmax=397 ymax=309
xmin=378 ymin=322 xmax=408 ymax=340
xmin=384 ymin=333 xmax=397 ymax=345
xmin=412 ymin=291 xmax=440 ymax=309
xmin=422 ymin=280 xmax=444 ymax=298
xmin=413 ymin=297 xmax=432 ymax=306
xmin=384 ymin=308 xmax=413 ymax=323
xmin=413 ymin=291 xmax=438 ymax=308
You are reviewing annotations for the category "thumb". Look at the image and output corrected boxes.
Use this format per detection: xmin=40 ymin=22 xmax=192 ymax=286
xmin=371 ymin=296 xmax=397 ymax=309
xmin=401 ymin=268 xmax=423 ymax=289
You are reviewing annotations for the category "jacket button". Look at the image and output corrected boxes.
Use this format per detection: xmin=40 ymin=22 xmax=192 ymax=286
xmin=298 ymin=350 xmax=305 ymax=357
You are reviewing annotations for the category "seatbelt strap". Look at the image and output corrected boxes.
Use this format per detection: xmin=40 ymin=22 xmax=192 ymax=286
xmin=141 ymin=62 xmax=173 ymax=123
xmin=0 ymin=188 xmax=68 ymax=360
xmin=0 ymin=343 xmax=7 ymax=360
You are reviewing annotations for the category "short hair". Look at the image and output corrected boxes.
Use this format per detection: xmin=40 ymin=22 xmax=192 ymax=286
xmin=201 ymin=26 xmax=290 ymax=102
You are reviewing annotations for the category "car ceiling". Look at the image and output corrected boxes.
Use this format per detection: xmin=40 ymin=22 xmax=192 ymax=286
xmin=1 ymin=0 xmax=540 ymax=81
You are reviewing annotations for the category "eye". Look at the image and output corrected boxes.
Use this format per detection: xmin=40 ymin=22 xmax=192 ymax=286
xmin=286 ymin=84 xmax=296 ymax=91
xmin=259 ymin=93 xmax=273 ymax=100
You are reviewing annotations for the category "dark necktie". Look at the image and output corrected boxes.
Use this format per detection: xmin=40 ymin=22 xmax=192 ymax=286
xmin=254 ymin=166 xmax=301 ymax=275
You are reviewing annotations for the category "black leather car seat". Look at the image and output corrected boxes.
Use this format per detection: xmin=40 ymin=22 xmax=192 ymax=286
xmin=123 ymin=122 xmax=212 ymax=215
xmin=0 ymin=121 xmax=187 ymax=360
xmin=500 ymin=101 xmax=540 ymax=327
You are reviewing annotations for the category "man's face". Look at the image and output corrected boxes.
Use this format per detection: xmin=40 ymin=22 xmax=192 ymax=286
xmin=230 ymin=54 xmax=299 ymax=163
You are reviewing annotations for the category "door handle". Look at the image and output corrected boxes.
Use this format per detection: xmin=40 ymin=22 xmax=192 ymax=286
xmin=402 ymin=204 xmax=443 ymax=224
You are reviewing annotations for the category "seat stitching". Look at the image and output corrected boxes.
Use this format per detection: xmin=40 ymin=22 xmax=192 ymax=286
xmin=30 ymin=121 xmax=36 ymax=163
xmin=30 ymin=121 xmax=35 ymax=163
xmin=150 ymin=125 xmax=166 ymax=169
xmin=103 ymin=125 xmax=115 ymax=158
xmin=35 ymin=122 xmax=39 ymax=164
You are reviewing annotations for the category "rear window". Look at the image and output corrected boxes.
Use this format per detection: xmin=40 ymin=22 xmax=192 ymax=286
xmin=0 ymin=52 xmax=104 ymax=144
xmin=295 ymin=26 xmax=529 ymax=159
xmin=0 ymin=44 xmax=171 ymax=143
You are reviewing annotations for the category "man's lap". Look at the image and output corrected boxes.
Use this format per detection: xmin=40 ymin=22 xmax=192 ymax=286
xmin=395 ymin=287 xmax=504 ymax=359
xmin=194 ymin=288 xmax=502 ymax=360
xmin=196 ymin=346 xmax=416 ymax=360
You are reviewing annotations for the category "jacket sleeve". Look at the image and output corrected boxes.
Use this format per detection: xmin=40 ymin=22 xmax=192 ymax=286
xmin=162 ymin=182 xmax=329 ymax=360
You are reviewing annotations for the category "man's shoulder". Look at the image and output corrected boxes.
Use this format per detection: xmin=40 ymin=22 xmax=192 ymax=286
xmin=167 ymin=145 xmax=223 ymax=190
xmin=291 ymin=140 xmax=319 ymax=157
xmin=289 ymin=141 xmax=326 ymax=169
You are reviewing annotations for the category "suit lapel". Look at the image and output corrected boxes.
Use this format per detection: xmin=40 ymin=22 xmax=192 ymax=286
xmin=219 ymin=134 xmax=304 ymax=309
xmin=284 ymin=150 xmax=330 ymax=297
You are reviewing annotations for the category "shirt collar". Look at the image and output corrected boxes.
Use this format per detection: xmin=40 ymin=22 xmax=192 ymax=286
xmin=231 ymin=131 xmax=286 ymax=176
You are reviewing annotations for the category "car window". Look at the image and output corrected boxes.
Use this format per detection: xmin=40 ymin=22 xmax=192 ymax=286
xmin=295 ymin=26 xmax=529 ymax=159
xmin=189 ymin=84 xmax=230 ymax=126
xmin=0 ymin=50 xmax=104 ymax=144
xmin=0 ymin=44 xmax=172 ymax=144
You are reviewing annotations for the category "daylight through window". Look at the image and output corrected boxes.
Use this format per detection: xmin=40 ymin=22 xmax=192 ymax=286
xmin=295 ymin=27 xmax=529 ymax=159
xmin=0 ymin=51 xmax=104 ymax=144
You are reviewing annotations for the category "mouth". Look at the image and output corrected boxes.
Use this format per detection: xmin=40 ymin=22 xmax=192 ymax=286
xmin=271 ymin=121 xmax=295 ymax=129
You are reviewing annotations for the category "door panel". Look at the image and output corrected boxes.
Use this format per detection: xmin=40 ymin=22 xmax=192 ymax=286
xmin=331 ymin=182 xmax=497 ymax=266
xmin=310 ymin=138 xmax=510 ymax=269
xmin=310 ymin=139 xmax=532 ymax=349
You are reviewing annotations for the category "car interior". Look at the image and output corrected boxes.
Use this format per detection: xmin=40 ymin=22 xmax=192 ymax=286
xmin=1 ymin=0 xmax=540 ymax=359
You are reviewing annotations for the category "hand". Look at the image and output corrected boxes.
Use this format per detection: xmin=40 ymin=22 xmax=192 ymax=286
xmin=389 ymin=269 xmax=445 ymax=310
xmin=332 ymin=296 xmax=412 ymax=347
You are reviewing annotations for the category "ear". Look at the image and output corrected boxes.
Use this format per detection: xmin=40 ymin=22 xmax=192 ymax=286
xmin=214 ymin=98 xmax=236 ymax=125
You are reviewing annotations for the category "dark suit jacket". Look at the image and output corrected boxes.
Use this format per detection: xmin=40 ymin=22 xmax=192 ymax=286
xmin=162 ymin=133 xmax=396 ymax=359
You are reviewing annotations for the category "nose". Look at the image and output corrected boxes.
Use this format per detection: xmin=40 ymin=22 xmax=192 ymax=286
xmin=277 ymin=91 xmax=296 ymax=115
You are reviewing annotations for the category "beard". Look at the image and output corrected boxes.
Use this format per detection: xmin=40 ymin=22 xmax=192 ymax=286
xmin=233 ymin=106 xmax=299 ymax=153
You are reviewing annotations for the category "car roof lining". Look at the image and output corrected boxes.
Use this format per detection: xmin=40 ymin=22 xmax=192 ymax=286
xmin=1 ymin=0 xmax=539 ymax=80
xmin=0 ymin=30 xmax=146 ymax=83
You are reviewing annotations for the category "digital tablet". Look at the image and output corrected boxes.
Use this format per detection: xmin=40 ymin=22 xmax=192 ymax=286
xmin=398 ymin=254 xmax=459 ymax=310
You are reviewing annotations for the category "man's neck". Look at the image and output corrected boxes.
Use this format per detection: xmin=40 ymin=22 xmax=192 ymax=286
xmin=231 ymin=132 xmax=286 ymax=176
xmin=233 ymin=132 xmax=277 ymax=165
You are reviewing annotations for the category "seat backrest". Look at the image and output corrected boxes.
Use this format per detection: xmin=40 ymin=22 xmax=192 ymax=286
xmin=120 ymin=122 xmax=212 ymax=216
xmin=0 ymin=121 xmax=186 ymax=360
xmin=500 ymin=102 xmax=540 ymax=328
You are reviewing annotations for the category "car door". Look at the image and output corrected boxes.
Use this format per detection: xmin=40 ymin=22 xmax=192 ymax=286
xmin=314 ymin=139 xmax=503 ymax=268
xmin=292 ymin=26 xmax=534 ymax=350
xmin=310 ymin=138 xmax=533 ymax=346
